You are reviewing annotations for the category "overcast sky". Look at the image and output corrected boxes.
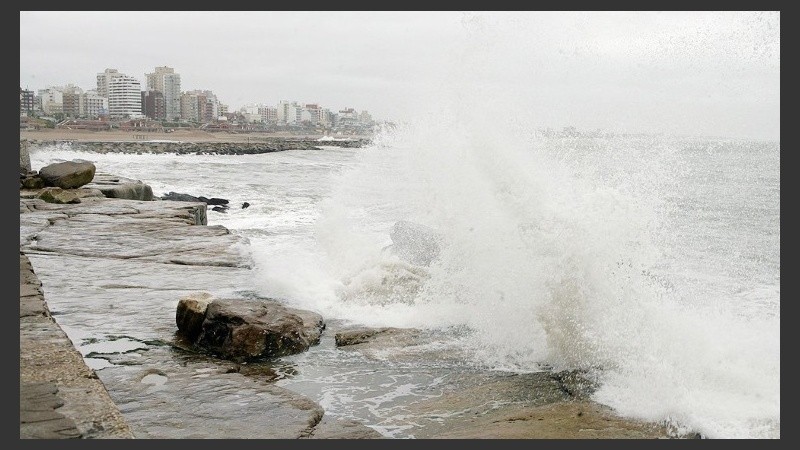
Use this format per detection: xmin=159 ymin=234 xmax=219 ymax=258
xmin=20 ymin=11 xmax=779 ymax=140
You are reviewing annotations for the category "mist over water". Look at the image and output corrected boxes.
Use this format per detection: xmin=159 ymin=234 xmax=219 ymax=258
xmin=265 ymin=134 xmax=778 ymax=439
xmin=250 ymin=15 xmax=779 ymax=438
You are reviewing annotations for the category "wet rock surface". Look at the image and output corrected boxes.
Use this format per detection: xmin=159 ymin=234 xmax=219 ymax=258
xmin=20 ymin=193 xmax=375 ymax=438
xmin=84 ymin=173 xmax=154 ymax=201
xmin=335 ymin=327 xmax=422 ymax=348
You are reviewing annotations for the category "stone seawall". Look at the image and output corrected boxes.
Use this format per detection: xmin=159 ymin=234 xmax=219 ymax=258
xmin=25 ymin=138 xmax=369 ymax=155
xmin=20 ymin=251 xmax=135 ymax=439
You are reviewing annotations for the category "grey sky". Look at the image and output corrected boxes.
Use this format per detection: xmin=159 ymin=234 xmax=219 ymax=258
xmin=20 ymin=11 xmax=779 ymax=140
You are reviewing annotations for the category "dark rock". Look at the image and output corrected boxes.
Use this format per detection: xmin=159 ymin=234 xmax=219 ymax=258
xmin=21 ymin=174 xmax=45 ymax=189
xmin=39 ymin=160 xmax=96 ymax=189
xmin=199 ymin=197 xmax=229 ymax=206
xmin=241 ymin=202 xmax=250 ymax=209
xmin=161 ymin=192 xmax=202 ymax=202
xmin=176 ymin=295 xmax=325 ymax=361
xmin=211 ymin=206 xmax=228 ymax=213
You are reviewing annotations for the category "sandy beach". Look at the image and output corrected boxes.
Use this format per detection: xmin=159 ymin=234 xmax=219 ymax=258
xmin=20 ymin=128 xmax=371 ymax=144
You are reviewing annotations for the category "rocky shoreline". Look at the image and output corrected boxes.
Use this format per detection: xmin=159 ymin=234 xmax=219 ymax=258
xmin=19 ymin=141 xmax=689 ymax=439
xmin=23 ymin=137 xmax=368 ymax=155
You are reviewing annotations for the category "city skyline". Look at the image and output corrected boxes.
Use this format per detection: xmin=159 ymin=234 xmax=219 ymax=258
xmin=21 ymin=67 xmax=376 ymax=123
xmin=21 ymin=11 xmax=779 ymax=140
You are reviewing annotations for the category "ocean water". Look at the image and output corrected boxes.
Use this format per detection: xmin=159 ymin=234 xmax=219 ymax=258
xmin=28 ymin=128 xmax=779 ymax=438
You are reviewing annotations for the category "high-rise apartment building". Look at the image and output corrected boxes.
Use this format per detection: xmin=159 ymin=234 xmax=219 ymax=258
xmin=107 ymin=74 xmax=143 ymax=118
xmin=58 ymin=84 xmax=84 ymax=118
xmin=146 ymin=66 xmax=182 ymax=121
xmin=20 ymin=88 xmax=35 ymax=115
xmin=181 ymin=90 xmax=219 ymax=123
xmin=141 ymin=90 xmax=166 ymax=120
xmin=301 ymin=104 xmax=321 ymax=125
xmin=277 ymin=101 xmax=301 ymax=125
xmin=96 ymin=68 xmax=121 ymax=98
xmin=180 ymin=91 xmax=200 ymax=122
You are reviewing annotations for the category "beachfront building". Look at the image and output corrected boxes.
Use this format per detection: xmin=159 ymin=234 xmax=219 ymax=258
xmin=37 ymin=87 xmax=63 ymax=116
xmin=107 ymin=74 xmax=143 ymax=118
xmin=59 ymin=84 xmax=84 ymax=118
xmin=62 ymin=92 xmax=81 ymax=118
xmin=180 ymin=92 xmax=200 ymax=122
xmin=337 ymin=107 xmax=359 ymax=127
xmin=142 ymin=90 xmax=166 ymax=121
xmin=96 ymin=68 xmax=121 ymax=98
xmin=301 ymin=104 xmax=322 ymax=126
xmin=80 ymin=90 xmax=108 ymax=119
xmin=241 ymin=104 xmax=277 ymax=124
xmin=146 ymin=66 xmax=182 ymax=121
xmin=180 ymin=90 xmax=220 ymax=123
xmin=261 ymin=105 xmax=278 ymax=123
xmin=319 ymin=108 xmax=334 ymax=127
xmin=277 ymin=101 xmax=301 ymax=125
xmin=198 ymin=91 xmax=219 ymax=123
xmin=20 ymin=88 xmax=35 ymax=116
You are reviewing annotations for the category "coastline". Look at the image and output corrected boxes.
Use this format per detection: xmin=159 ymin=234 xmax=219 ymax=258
xmin=19 ymin=139 xmax=681 ymax=439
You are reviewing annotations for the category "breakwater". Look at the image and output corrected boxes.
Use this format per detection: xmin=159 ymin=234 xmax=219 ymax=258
xmin=24 ymin=137 xmax=369 ymax=155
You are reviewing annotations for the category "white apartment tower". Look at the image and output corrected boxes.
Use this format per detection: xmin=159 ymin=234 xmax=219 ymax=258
xmin=107 ymin=74 xmax=143 ymax=118
xmin=277 ymin=101 xmax=301 ymax=125
xmin=146 ymin=66 xmax=182 ymax=121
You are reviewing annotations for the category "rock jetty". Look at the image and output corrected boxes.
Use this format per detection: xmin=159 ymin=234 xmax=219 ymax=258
xmin=24 ymin=137 xmax=368 ymax=155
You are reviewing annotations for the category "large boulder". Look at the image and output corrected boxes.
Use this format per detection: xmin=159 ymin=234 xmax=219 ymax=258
xmin=39 ymin=160 xmax=96 ymax=189
xmin=84 ymin=173 xmax=154 ymax=201
xmin=176 ymin=293 xmax=325 ymax=361
xmin=385 ymin=220 xmax=443 ymax=266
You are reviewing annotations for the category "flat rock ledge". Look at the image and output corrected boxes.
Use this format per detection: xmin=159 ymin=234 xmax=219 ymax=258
xmin=20 ymin=185 xmax=379 ymax=439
